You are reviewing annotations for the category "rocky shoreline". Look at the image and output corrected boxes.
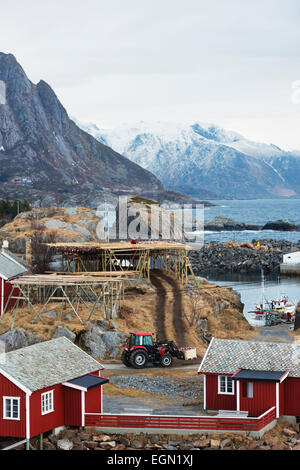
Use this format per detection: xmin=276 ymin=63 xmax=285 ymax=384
xmin=190 ymin=239 xmax=300 ymax=274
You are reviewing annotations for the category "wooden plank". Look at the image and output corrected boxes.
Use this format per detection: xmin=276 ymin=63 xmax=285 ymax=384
xmin=45 ymin=271 xmax=139 ymax=277
xmin=45 ymin=241 xmax=192 ymax=253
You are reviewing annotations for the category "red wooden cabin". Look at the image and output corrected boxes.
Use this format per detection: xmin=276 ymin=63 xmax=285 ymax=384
xmin=0 ymin=245 xmax=28 ymax=316
xmin=0 ymin=337 xmax=108 ymax=440
xmin=198 ymin=338 xmax=300 ymax=420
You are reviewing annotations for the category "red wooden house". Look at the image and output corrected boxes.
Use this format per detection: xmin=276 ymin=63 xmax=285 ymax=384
xmin=0 ymin=245 xmax=28 ymax=316
xmin=198 ymin=337 xmax=300 ymax=420
xmin=0 ymin=337 xmax=108 ymax=440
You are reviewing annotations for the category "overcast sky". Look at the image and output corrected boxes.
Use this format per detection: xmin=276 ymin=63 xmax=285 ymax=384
xmin=0 ymin=0 xmax=300 ymax=149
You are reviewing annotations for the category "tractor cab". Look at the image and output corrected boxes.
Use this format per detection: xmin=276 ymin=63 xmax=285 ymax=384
xmin=128 ymin=332 xmax=154 ymax=348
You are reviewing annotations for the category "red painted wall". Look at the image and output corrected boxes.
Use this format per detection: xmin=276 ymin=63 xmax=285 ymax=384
xmin=283 ymin=378 xmax=300 ymax=416
xmin=29 ymin=384 xmax=65 ymax=438
xmin=0 ymin=280 xmax=21 ymax=316
xmin=239 ymin=380 xmax=276 ymax=417
xmin=85 ymin=386 xmax=102 ymax=414
xmin=205 ymin=374 xmax=236 ymax=411
xmin=64 ymin=387 xmax=82 ymax=427
xmin=204 ymin=374 xmax=279 ymax=417
xmin=0 ymin=371 xmax=104 ymax=439
xmin=0 ymin=373 xmax=26 ymax=438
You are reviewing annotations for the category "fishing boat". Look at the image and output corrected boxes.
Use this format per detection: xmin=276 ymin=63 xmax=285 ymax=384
xmin=267 ymin=295 xmax=296 ymax=320
xmin=268 ymin=295 xmax=296 ymax=314
xmin=248 ymin=271 xmax=296 ymax=324
xmin=249 ymin=295 xmax=296 ymax=324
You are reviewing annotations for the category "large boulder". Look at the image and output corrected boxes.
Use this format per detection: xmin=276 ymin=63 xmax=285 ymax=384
xmin=0 ymin=328 xmax=43 ymax=352
xmin=81 ymin=321 xmax=126 ymax=359
xmin=51 ymin=326 xmax=76 ymax=342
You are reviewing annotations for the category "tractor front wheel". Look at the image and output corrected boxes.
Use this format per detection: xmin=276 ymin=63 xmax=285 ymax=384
xmin=160 ymin=353 xmax=173 ymax=367
xmin=130 ymin=350 xmax=148 ymax=369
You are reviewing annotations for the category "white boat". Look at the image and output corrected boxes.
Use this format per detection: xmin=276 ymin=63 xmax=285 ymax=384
xmin=248 ymin=271 xmax=296 ymax=324
xmin=267 ymin=295 xmax=296 ymax=318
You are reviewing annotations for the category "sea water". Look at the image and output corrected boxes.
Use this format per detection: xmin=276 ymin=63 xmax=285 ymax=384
xmin=193 ymin=199 xmax=300 ymax=326
xmin=200 ymin=198 xmax=300 ymax=244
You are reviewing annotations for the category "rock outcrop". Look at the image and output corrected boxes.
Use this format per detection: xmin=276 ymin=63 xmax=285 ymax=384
xmin=81 ymin=320 xmax=127 ymax=359
xmin=0 ymin=206 xmax=102 ymax=252
xmin=262 ymin=220 xmax=300 ymax=231
xmin=204 ymin=217 xmax=260 ymax=232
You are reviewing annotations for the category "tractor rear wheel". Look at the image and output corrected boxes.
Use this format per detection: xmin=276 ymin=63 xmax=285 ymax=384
xmin=130 ymin=350 xmax=148 ymax=369
xmin=160 ymin=353 xmax=173 ymax=367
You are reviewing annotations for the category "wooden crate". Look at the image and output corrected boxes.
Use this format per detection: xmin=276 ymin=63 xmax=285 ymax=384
xmin=181 ymin=348 xmax=197 ymax=360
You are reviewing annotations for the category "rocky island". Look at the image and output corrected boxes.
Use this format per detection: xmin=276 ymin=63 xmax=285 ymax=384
xmin=190 ymin=239 xmax=300 ymax=274
xmin=203 ymin=217 xmax=300 ymax=232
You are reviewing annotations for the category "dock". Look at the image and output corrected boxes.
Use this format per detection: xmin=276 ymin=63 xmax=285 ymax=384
xmin=280 ymin=263 xmax=300 ymax=275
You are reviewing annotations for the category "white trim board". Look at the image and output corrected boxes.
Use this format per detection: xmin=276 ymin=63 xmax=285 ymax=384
xmin=0 ymin=368 xmax=32 ymax=395
xmin=198 ymin=337 xmax=214 ymax=373
xmin=62 ymin=382 xmax=87 ymax=392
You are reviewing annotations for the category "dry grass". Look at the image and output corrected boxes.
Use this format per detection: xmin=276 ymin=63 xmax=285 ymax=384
xmin=0 ymin=302 xmax=107 ymax=340
xmin=0 ymin=274 xmax=257 ymax=361
xmin=103 ymin=368 xmax=198 ymax=379
xmin=207 ymin=240 xmax=269 ymax=251
xmin=116 ymin=280 xmax=256 ymax=358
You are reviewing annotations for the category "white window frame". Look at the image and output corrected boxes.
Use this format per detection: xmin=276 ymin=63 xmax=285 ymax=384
xmin=3 ymin=396 xmax=20 ymax=420
xmin=218 ymin=375 xmax=235 ymax=395
xmin=41 ymin=390 xmax=54 ymax=415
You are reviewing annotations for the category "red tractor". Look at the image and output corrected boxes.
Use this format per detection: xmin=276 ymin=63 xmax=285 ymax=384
xmin=121 ymin=332 xmax=185 ymax=369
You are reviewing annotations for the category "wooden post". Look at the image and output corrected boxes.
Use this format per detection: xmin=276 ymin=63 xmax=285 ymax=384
xmin=40 ymin=433 xmax=43 ymax=450
xmin=25 ymin=237 xmax=32 ymax=267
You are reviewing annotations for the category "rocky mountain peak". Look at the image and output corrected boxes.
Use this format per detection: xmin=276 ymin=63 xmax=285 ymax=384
xmin=0 ymin=53 xmax=162 ymax=192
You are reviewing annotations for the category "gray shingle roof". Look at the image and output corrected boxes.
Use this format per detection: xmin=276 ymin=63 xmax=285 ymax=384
xmin=0 ymin=337 xmax=103 ymax=392
xmin=0 ymin=249 xmax=28 ymax=280
xmin=4 ymin=249 xmax=28 ymax=269
xmin=198 ymin=338 xmax=300 ymax=378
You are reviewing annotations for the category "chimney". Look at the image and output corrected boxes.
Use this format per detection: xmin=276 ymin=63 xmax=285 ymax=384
xmin=1 ymin=240 xmax=9 ymax=251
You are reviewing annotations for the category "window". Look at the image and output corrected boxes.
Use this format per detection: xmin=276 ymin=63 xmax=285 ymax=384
xmin=247 ymin=382 xmax=253 ymax=398
xmin=242 ymin=382 xmax=254 ymax=398
xmin=218 ymin=376 xmax=234 ymax=395
xmin=3 ymin=397 xmax=20 ymax=420
xmin=41 ymin=390 xmax=54 ymax=415
xmin=143 ymin=336 xmax=153 ymax=347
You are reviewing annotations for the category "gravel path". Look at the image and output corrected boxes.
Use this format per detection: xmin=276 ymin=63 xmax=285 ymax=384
xmin=109 ymin=375 xmax=203 ymax=399
xmin=253 ymin=323 xmax=294 ymax=343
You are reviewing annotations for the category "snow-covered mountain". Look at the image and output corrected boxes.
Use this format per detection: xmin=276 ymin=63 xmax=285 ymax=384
xmin=77 ymin=120 xmax=300 ymax=199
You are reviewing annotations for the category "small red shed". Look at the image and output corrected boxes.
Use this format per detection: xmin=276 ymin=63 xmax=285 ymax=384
xmin=198 ymin=338 xmax=300 ymax=420
xmin=0 ymin=245 xmax=28 ymax=316
xmin=0 ymin=337 xmax=108 ymax=440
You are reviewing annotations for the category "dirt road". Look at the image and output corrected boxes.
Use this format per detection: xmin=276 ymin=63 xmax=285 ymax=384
xmin=150 ymin=269 xmax=188 ymax=346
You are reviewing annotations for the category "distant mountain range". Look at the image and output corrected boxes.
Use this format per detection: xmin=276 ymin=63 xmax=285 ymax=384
xmin=78 ymin=121 xmax=300 ymax=199
xmin=1 ymin=51 xmax=299 ymax=203
xmin=0 ymin=53 xmax=162 ymax=194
